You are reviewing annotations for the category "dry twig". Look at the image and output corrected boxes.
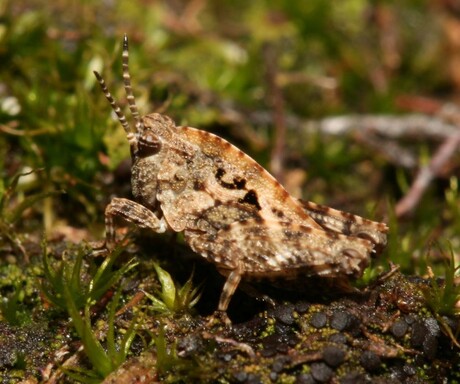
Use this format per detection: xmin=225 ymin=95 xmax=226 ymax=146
xmin=395 ymin=131 xmax=460 ymax=217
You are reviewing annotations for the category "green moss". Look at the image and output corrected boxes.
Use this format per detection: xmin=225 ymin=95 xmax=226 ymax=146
xmin=424 ymin=244 xmax=460 ymax=317
xmin=143 ymin=262 xmax=201 ymax=315
xmin=41 ymin=244 xmax=137 ymax=312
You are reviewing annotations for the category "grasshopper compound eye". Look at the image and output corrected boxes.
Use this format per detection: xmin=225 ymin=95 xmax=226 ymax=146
xmin=138 ymin=131 xmax=162 ymax=157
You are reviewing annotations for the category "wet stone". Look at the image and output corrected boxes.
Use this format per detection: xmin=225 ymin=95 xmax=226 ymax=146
xmin=231 ymin=317 xmax=267 ymax=340
xmin=233 ymin=371 xmax=248 ymax=382
xmin=330 ymin=310 xmax=350 ymax=331
xmin=403 ymin=364 xmax=417 ymax=376
xmin=424 ymin=317 xmax=440 ymax=337
xmin=271 ymin=362 xmax=283 ymax=374
xmin=295 ymin=301 xmax=310 ymax=314
xmin=261 ymin=333 xmax=293 ymax=357
xmin=221 ymin=353 xmax=233 ymax=362
xmin=296 ymin=373 xmax=315 ymax=384
xmin=273 ymin=304 xmax=295 ymax=325
xmin=339 ymin=371 xmax=367 ymax=384
xmin=271 ymin=357 xmax=289 ymax=373
xmin=410 ymin=321 xmax=427 ymax=348
xmin=423 ymin=334 xmax=438 ymax=360
xmin=287 ymin=333 xmax=298 ymax=347
xmin=245 ymin=373 xmax=262 ymax=384
xmin=346 ymin=314 xmax=361 ymax=336
xmin=276 ymin=343 xmax=289 ymax=354
xmin=391 ymin=320 xmax=408 ymax=339
xmin=261 ymin=334 xmax=282 ymax=350
xmin=246 ymin=373 xmax=262 ymax=384
xmin=310 ymin=362 xmax=334 ymax=382
xmin=328 ymin=333 xmax=347 ymax=344
xmin=261 ymin=334 xmax=278 ymax=357
xmin=388 ymin=363 xmax=409 ymax=382
xmin=260 ymin=348 xmax=276 ymax=358
xmin=310 ymin=312 xmax=327 ymax=328
xmin=274 ymin=322 xmax=292 ymax=338
xmin=269 ymin=371 xmax=277 ymax=382
xmin=322 ymin=345 xmax=346 ymax=367
xmin=359 ymin=350 xmax=381 ymax=372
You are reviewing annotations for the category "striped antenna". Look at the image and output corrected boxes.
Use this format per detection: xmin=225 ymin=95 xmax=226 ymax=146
xmin=94 ymin=70 xmax=132 ymax=135
xmin=122 ymin=34 xmax=143 ymax=131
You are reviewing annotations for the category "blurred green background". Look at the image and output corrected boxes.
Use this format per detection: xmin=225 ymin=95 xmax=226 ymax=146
xmin=0 ymin=0 xmax=459 ymax=272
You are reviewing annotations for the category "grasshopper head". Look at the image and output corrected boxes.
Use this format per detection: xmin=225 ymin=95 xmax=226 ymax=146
xmin=94 ymin=34 xmax=170 ymax=160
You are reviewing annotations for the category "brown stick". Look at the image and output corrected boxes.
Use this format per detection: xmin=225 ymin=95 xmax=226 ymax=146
xmin=395 ymin=131 xmax=460 ymax=217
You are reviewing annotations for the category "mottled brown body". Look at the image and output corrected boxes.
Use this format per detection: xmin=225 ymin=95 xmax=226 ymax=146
xmin=94 ymin=36 xmax=389 ymax=313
